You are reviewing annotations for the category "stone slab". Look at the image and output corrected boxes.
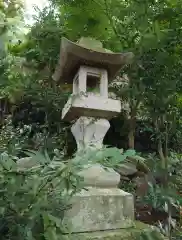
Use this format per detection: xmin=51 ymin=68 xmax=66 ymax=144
xmin=62 ymin=221 xmax=167 ymax=240
xmin=62 ymin=95 xmax=121 ymax=121
xmin=78 ymin=164 xmax=120 ymax=188
xmin=64 ymin=187 xmax=134 ymax=233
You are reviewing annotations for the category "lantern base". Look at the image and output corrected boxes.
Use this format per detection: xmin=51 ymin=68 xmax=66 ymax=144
xmin=63 ymin=221 xmax=166 ymax=240
xmin=62 ymin=95 xmax=121 ymax=121
xmin=64 ymin=187 xmax=134 ymax=233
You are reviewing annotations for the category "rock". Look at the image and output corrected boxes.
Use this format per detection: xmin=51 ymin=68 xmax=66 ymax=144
xmin=117 ymin=155 xmax=150 ymax=179
xmin=128 ymin=155 xmax=150 ymax=174
xmin=17 ymin=157 xmax=39 ymax=170
xmin=120 ymin=175 xmax=130 ymax=181
xmin=117 ymin=162 xmax=137 ymax=176
xmin=128 ymin=155 xmax=146 ymax=162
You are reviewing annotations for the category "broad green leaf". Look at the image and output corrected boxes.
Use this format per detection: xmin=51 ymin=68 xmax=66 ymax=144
xmin=0 ymin=152 xmax=17 ymax=170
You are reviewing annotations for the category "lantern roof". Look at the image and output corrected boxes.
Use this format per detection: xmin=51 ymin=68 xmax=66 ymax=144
xmin=52 ymin=37 xmax=134 ymax=83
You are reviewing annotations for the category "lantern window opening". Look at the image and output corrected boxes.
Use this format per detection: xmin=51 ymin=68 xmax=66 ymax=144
xmin=72 ymin=65 xmax=108 ymax=98
xmin=86 ymin=72 xmax=101 ymax=95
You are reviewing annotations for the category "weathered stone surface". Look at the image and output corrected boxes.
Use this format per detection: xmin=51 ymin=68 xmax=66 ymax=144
xmin=62 ymin=221 xmax=167 ymax=240
xmin=62 ymin=94 xmax=121 ymax=121
xmin=72 ymin=66 xmax=109 ymax=98
xmin=71 ymin=117 xmax=111 ymax=150
xmin=117 ymin=162 xmax=137 ymax=176
xmin=64 ymin=187 xmax=134 ymax=233
xmin=127 ymin=155 xmax=149 ymax=173
xmin=128 ymin=155 xmax=146 ymax=163
xmin=79 ymin=164 xmax=120 ymax=188
xmin=17 ymin=157 xmax=39 ymax=170
xmin=57 ymin=36 xmax=135 ymax=237
xmin=52 ymin=37 xmax=134 ymax=83
xmin=78 ymin=37 xmax=113 ymax=53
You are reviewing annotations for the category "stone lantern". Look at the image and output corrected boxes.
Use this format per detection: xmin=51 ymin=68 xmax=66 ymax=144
xmin=53 ymin=37 xmax=135 ymax=235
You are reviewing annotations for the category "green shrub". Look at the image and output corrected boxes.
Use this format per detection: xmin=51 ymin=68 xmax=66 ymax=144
xmin=0 ymin=146 xmax=135 ymax=239
xmin=0 ymin=151 xmax=82 ymax=240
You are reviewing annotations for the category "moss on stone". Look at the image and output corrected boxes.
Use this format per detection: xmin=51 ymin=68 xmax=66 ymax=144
xmin=66 ymin=221 xmax=167 ymax=240
xmin=77 ymin=37 xmax=113 ymax=53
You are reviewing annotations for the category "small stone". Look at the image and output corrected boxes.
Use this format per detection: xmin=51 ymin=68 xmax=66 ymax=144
xmin=79 ymin=163 xmax=120 ymax=188
xmin=117 ymin=162 xmax=137 ymax=176
xmin=17 ymin=157 xmax=39 ymax=170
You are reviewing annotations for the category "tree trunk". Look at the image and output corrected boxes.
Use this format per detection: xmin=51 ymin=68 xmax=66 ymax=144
xmin=155 ymin=118 xmax=168 ymax=187
xmin=128 ymin=122 xmax=135 ymax=149
xmin=128 ymin=107 xmax=137 ymax=149
xmin=158 ymin=136 xmax=166 ymax=169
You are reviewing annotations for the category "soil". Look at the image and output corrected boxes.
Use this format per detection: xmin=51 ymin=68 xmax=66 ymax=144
xmin=135 ymin=203 xmax=169 ymax=226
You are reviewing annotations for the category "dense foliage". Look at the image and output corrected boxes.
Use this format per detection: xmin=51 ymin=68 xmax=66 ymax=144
xmin=0 ymin=147 xmax=137 ymax=240
xmin=5 ymin=0 xmax=182 ymax=157
xmin=1 ymin=0 xmax=182 ymax=239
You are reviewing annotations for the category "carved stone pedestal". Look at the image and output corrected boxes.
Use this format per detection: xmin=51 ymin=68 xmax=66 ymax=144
xmin=71 ymin=117 xmax=110 ymax=151
xmin=64 ymin=116 xmax=135 ymax=233
xmin=64 ymin=187 xmax=134 ymax=233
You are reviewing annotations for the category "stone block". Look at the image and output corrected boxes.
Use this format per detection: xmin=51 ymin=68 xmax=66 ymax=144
xmin=62 ymin=221 xmax=167 ymax=240
xmin=78 ymin=164 xmax=120 ymax=188
xmin=62 ymin=95 xmax=121 ymax=121
xmin=64 ymin=187 xmax=134 ymax=233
